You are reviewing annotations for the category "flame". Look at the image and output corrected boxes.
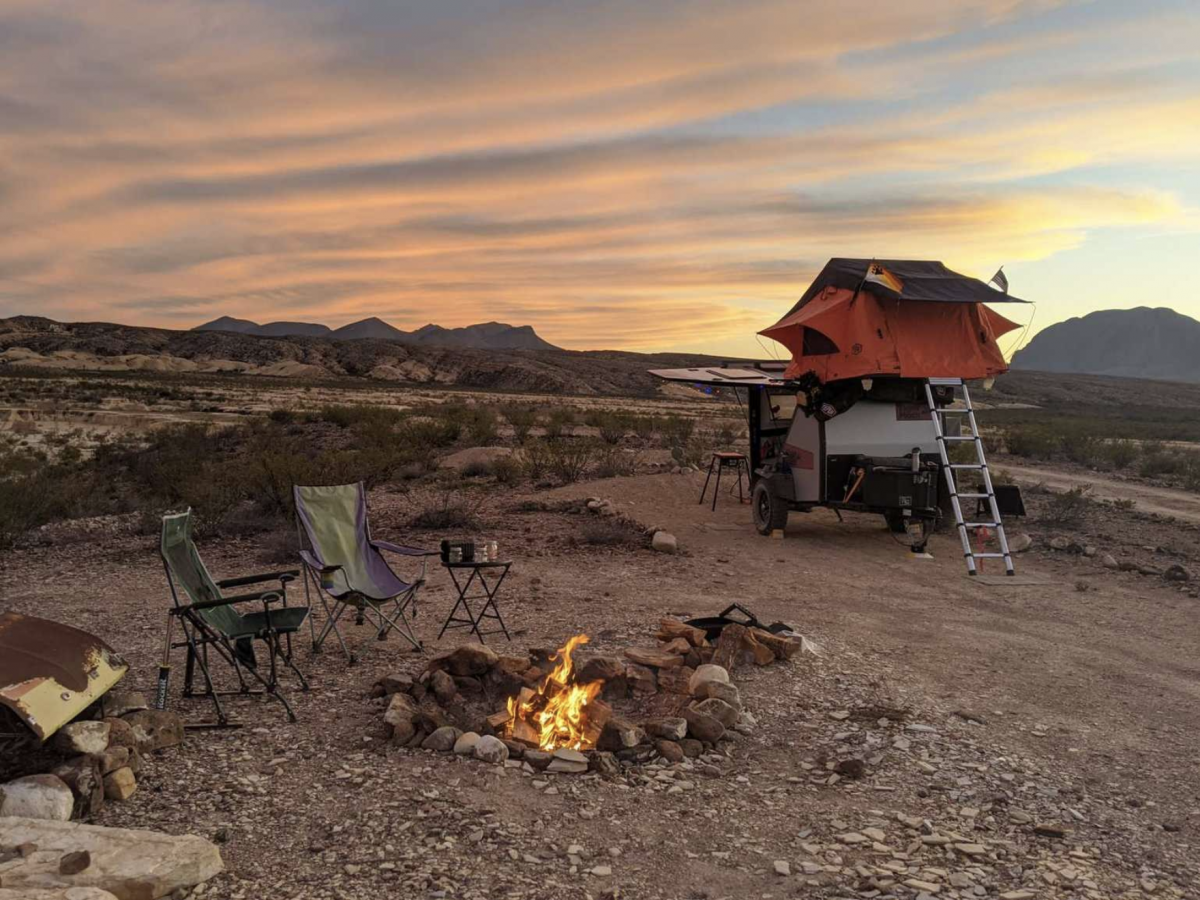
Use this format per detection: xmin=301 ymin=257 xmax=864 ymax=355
xmin=506 ymin=634 xmax=604 ymax=751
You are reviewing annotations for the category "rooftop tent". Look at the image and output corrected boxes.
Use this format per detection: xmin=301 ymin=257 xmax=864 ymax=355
xmin=760 ymin=259 xmax=1026 ymax=383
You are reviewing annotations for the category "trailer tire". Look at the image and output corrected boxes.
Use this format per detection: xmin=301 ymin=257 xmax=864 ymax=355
xmin=752 ymin=481 xmax=788 ymax=535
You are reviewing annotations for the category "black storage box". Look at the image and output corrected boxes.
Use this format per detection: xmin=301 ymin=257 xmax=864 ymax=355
xmin=863 ymin=465 xmax=938 ymax=510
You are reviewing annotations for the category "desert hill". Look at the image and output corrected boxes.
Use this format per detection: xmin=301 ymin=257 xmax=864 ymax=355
xmin=1011 ymin=307 xmax=1200 ymax=384
xmin=0 ymin=316 xmax=715 ymax=396
xmin=195 ymin=315 xmax=559 ymax=351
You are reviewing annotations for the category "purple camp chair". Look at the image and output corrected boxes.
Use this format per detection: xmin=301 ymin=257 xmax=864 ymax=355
xmin=294 ymin=482 xmax=436 ymax=661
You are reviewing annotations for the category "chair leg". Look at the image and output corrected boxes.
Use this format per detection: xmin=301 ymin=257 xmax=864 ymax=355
xmin=712 ymin=463 xmax=722 ymax=511
xmin=699 ymin=457 xmax=715 ymax=505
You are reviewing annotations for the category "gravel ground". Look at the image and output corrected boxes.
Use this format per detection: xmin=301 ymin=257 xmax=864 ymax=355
xmin=2 ymin=469 xmax=1198 ymax=900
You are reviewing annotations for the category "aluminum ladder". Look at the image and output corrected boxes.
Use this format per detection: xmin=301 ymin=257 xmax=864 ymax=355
xmin=924 ymin=377 xmax=1014 ymax=576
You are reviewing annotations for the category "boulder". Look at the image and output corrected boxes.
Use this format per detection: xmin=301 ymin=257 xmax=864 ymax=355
xmin=1165 ymin=564 xmax=1191 ymax=582
xmin=679 ymin=738 xmax=704 ymax=758
xmin=696 ymin=680 xmax=741 ymax=709
xmin=576 ymin=656 xmax=626 ymax=683
xmin=597 ymin=717 xmax=646 ymax=752
xmin=688 ymin=664 xmax=730 ymax=696
xmin=98 ymin=747 xmax=130 ymax=776
xmin=55 ymin=722 xmax=111 ymax=757
xmin=624 ymin=664 xmax=657 ymax=695
xmin=710 ymin=624 xmax=747 ymax=670
xmin=120 ymin=710 xmax=183 ymax=753
xmin=1008 ymin=532 xmax=1033 ymax=553
xmin=453 ymin=732 xmax=481 ymax=755
xmin=384 ymin=694 xmax=419 ymax=745
xmin=656 ymin=666 xmax=694 ymax=695
xmin=51 ymin=757 xmax=105 ymax=818
xmin=524 ymin=750 xmax=552 ymax=771
xmin=546 ymin=748 xmax=589 ymax=774
xmin=99 ymin=691 xmax=148 ymax=719
xmin=473 ymin=735 xmax=509 ymax=764
xmin=0 ymin=889 xmax=118 ymax=899
xmin=421 ymin=726 xmax=462 ymax=752
xmin=682 ymin=707 xmax=725 ymax=744
xmin=644 ymin=717 xmax=688 ymax=741
xmin=0 ymin=775 xmax=74 ymax=821
xmin=691 ymin=697 xmax=738 ymax=728
xmin=428 ymin=669 xmax=458 ymax=704
xmin=430 ymin=643 xmax=499 ymax=677
xmin=372 ymin=674 xmax=414 ymax=696
xmin=100 ymin=719 xmax=135 ymax=751
xmin=102 ymin=768 xmax=137 ymax=802
xmin=0 ymin=816 xmax=222 ymax=898
xmin=650 ymin=531 xmax=678 ymax=554
xmin=656 ymin=740 xmax=685 ymax=763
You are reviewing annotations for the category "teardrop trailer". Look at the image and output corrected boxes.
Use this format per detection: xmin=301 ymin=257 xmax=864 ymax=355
xmin=652 ymin=259 xmax=1029 ymax=575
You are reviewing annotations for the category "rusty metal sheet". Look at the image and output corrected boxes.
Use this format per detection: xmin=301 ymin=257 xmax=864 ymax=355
xmin=0 ymin=611 xmax=128 ymax=741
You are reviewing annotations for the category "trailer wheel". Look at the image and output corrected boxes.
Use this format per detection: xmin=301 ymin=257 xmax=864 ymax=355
xmin=884 ymin=511 xmax=907 ymax=533
xmin=752 ymin=481 xmax=788 ymax=535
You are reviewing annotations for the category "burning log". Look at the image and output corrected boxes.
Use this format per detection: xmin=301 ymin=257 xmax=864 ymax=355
xmin=501 ymin=635 xmax=607 ymax=751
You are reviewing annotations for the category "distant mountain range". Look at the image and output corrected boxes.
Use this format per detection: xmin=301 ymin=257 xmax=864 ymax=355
xmin=1011 ymin=307 xmax=1200 ymax=384
xmin=195 ymin=316 xmax=558 ymax=351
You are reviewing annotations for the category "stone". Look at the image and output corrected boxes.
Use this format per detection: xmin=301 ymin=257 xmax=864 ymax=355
xmin=50 ymin=757 xmax=104 ymax=818
xmin=120 ymin=710 xmax=183 ymax=753
xmin=55 ymin=722 xmax=111 ymax=757
xmin=97 ymin=747 xmax=130 ymax=776
xmin=99 ymin=691 xmax=148 ymax=719
xmin=696 ymin=680 xmax=740 ymax=709
xmin=1033 ymin=822 xmax=1068 ymax=838
xmin=657 ymin=618 xmax=707 ymax=647
xmin=0 ymin=815 xmax=223 ymax=897
xmin=453 ymin=732 xmax=481 ymax=755
xmin=524 ymin=750 xmax=552 ymax=771
xmin=1000 ymin=893 xmax=1036 ymax=900
xmin=1008 ymin=532 xmax=1033 ymax=553
xmin=1138 ymin=564 xmax=1163 ymax=577
xmin=474 ymin=735 xmax=509 ymax=764
xmin=1101 ymin=553 xmax=1119 ymax=569
xmin=1164 ymin=564 xmax=1191 ymax=582
xmin=650 ymin=531 xmax=677 ymax=553
xmin=452 ymin=675 xmax=483 ymax=695
xmin=100 ymin=718 xmax=134 ymax=751
xmin=597 ymin=717 xmax=646 ymax=752
xmin=644 ymin=717 xmax=688 ymax=741
xmin=500 ymin=739 xmax=525 ymax=758
xmin=773 ymin=860 xmax=791 ymax=876
xmin=430 ymin=642 xmax=499 ymax=677
xmin=590 ymin=751 xmax=620 ymax=776
xmin=954 ymin=843 xmax=987 ymax=856
xmin=577 ymin=656 xmax=626 ymax=683
xmin=624 ymin=664 xmax=657 ymax=695
xmin=102 ymin=768 xmax=136 ymax=802
xmin=547 ymin=749 xmax=589 ymax=774
xmin=690 ymin=697 xmax=738 ymax=728
xmin=422 ymin=726 xmax=462 ymax=752
xmin=59 ymin=850 xmax=91 ymax=875
xmin=834 ymin=758 xmax=865 ymax=778
xmin=1048 ymin=536 xmax=1070 ymax=551
xmin=373 ymin=673 xmax=414 ymax=696
xmin=384 ymin=694 xmax=419 ymax=744
xmin=0 ymin=889 xmax=119 ymax=900
xmin=1083 ymin=544 xmax=1097 ymax=557
xmin=656 ymin=740 xmax=685 ymax=763
xmin=0 ymin=775 xmax=74 ymax=821
xmin=688 ymin=664 xmax=730 ymax=696
xmin=656 ymin=665 xmax=694 ymax=695
xmin=682 ymin=706 xmax=725 ymax=743
xmin=428 ymin=669 xmax=458 ymax=704
xmin=623 ymin=648 xmax=683 ymax=669
xmin=904 ymin=879 xmax=941 ymax=893
xmin=679 ymin=738 xmax=704 ymax=758
xmin=590 ymin=864 xmax=613 ymax=876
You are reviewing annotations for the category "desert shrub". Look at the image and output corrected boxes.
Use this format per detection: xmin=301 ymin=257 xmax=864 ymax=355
xmin=400 ymin=417 xmax=460 ymax=451
xmin=1041 ymin=485 xmax=1093 ymax=526
xmin=1060 ymin=428 xmax=1103 ymax=466
xmin=1105 ymin=439 xmax=1139 ymax=470
xmin=500 ymin=403 xmax=537 ymax=443
xmin=631 ymin=415 xmax=658 ymax=440
xmin=491 ymin=454 xmax=523 ymax=486
xmin=410 ymin=492 xmax=480 ymax=530
xmin=670 ymin=439 xmax=706 ymax=468
xmin=462 ymin=406 xmax=498 ymax=445
xmin=594 ymin=446 xmax=639 ymax=478
xmin=546 ymin=439 xmax=597 ymax=484
xmin=661 ymin=415 xmax=695 ymax=447
xmin=575 ymin=518 xmax=644 ymax=549
xmin=1004 ymin=425 xmax=1057 ymax=459
xmin=715 ymin=422 xmax=737 ymax=447
xmin=314 ymin=404 xmax=404 ymax=430
xmin=596 ymin=412 xmax=629 ymax=445
xmin=543 ymin=408 xmax=576 ymax=440
xmin=459 ymin=459 xmax=494 ymax=479
xmin=1139 ymin=449 xmax=1186 ymax=478
xmin=522 ymin=441 xmax=552 ymax=482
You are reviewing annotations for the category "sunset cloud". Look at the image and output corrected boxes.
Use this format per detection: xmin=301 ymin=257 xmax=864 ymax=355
xmin=1 ymin=0 xmax=1197 ymax=353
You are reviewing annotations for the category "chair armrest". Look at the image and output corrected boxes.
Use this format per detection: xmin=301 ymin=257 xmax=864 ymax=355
xmin=172 ymin=589 xmax=282 ymax=614
xmin=216 ymin=570 xmax=300 ymax=589
xmin=371 ymin=540 xmax=436 ymax=557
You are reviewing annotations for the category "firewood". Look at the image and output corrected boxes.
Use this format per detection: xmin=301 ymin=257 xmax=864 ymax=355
xmin=485 ymin=710 xmax=512 ymax=732
xmin=740 ymin=629 xmax=776 ymax=666
xmin=510 ymin=717 xmax=540 ymax=747
xmin=657 ymin=637 xmax=692 ymax=656
xmin=749 ymin=627 xmax=801 ymax=659
xmin=657 ymin=618 xmax=707 ymax=647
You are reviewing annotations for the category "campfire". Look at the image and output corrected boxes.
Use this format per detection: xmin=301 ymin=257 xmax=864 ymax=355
xmin=504 ymin=634 xmax=607 ymax=751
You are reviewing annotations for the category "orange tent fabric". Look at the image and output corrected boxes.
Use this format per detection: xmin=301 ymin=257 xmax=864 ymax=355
xmin=761 ymin=285 xmax=1019 ymax=382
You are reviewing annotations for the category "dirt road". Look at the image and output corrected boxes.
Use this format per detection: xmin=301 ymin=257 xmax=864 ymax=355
xmin=1001 ymin=460 xmax=1200 ymax=524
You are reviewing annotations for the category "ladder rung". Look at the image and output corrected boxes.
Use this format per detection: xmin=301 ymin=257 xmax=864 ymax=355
xmin=927 ymin=377 xmax=964 ymax=386
xmin=962 ymin=522 xmax=999 ymax=528
xmin=969 ymin=553 xmax=1009 ymax=559
xmin=949 ymin=463 xmax=985 ymax=469
xmin=939 ymin=435 xmax=977 ymax=442
xmin=957 ymin=492 xmax=989 ymax=499
xmin=931 ymin=407 xmax=968 ymax=414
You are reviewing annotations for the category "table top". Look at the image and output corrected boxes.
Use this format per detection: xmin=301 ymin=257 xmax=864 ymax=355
xmin=440 ymin=559 xmax=511 ymax=569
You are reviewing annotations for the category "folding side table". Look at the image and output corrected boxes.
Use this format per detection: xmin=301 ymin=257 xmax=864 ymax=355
xmin=437 ymin=560 xmax=512 ymax=643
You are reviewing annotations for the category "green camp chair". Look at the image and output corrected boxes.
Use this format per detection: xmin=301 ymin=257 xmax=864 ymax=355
xmin=160 ymin=509 xmax=310 ymax=724
xmin=294 ymin=482 xmax=435 ymax=662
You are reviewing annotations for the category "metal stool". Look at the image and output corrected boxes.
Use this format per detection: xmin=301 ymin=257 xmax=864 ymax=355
xmin=699 ymin=452 xmax=750 ymax=510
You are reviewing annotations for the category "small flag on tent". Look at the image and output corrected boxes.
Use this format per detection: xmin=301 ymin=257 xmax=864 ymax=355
xmin=990 ymin=267 xmax=1008 ymax=294
xmin=863 ymin=261 xmax=904 ymax=294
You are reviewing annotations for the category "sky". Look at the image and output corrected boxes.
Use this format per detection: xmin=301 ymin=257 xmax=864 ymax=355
xmin=1 ymin=0 xmax=1198 ymax=358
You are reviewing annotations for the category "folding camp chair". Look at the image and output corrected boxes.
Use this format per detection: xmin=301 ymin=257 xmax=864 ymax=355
xmin=160 ymin=510 xmax=310 ymax=725
xmin=294 ymin=482 xmax=436 ymax=662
